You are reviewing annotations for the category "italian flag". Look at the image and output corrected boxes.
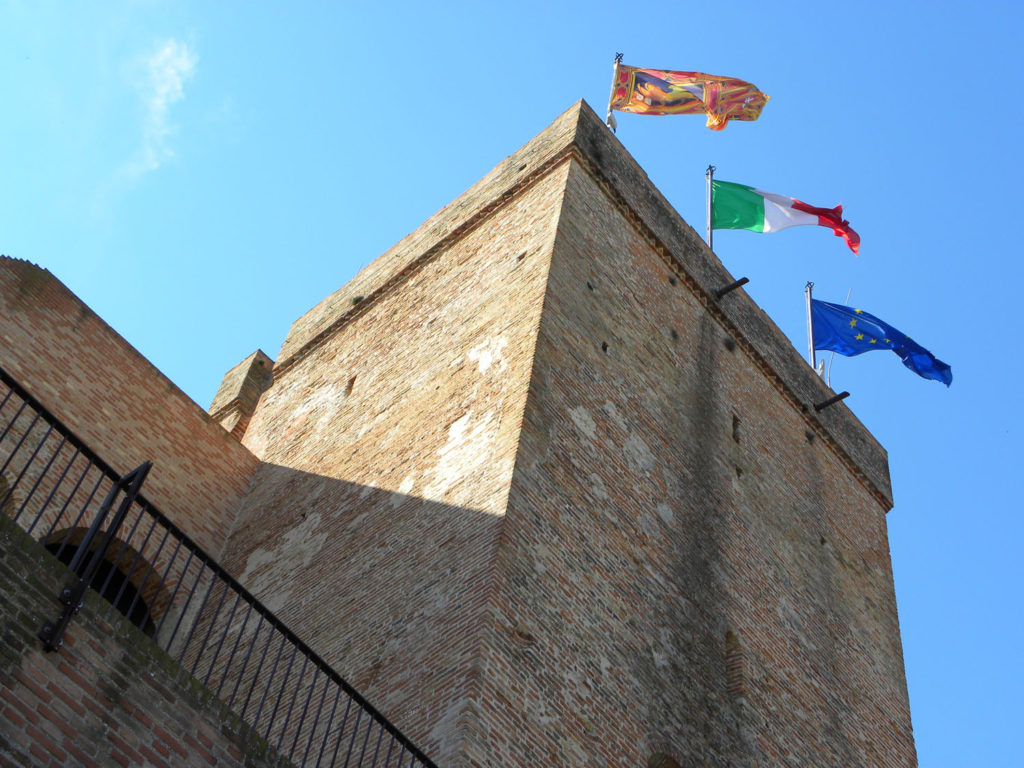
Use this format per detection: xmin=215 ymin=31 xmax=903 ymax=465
xmin=711 ymin=179 xmax=860 ymax=254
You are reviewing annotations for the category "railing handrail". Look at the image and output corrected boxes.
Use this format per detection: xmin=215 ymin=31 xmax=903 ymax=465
xmin=0 ymin=363 xmax=438 ymax=767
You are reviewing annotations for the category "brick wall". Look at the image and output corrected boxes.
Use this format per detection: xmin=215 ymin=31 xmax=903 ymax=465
xmin=220 ymin=156 xmax=571 ymax=765
xmin=272 ymin=103 xmax=585 ymax=374
xmin=460 ymin=156 xmax=915 ymax=766
xmin=210 ymin=350 xmax=274 ymax=440
xmin=0 ymin=514 xmax=285 ymax=768
xmin=0 ymin=257 xmax=259 ymax=557
xmin=215 ymin=101 xmax=915 ymax=767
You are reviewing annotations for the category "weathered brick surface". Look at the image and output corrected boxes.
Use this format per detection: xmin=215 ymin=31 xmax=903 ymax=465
xmin=0 ymin=257 xmax=260 ymax=557
xmin=0 ymin=99 xmax=915 ymax=767
xmin=0 ymin=514 xmax=286 ymax=768
xmin=462 ymin=157 xmax=915 ymax=766
xmin=223 ymin=158 xmax=570 ymax=765
xmin=272 ymin=102 xmax=585 ymax=377
xmin=210 ymin=350 xmax=275 ymax=440
xmin=218 ymin=101 xmax=914 ymax=766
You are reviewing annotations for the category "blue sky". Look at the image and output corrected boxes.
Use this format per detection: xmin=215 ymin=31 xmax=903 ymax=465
xmin=2 ymin=2 xmax=1021 ymax=764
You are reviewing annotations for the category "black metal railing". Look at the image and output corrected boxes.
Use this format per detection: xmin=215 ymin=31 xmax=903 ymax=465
xmin=0 ymin=364 xmax=437 ymax=768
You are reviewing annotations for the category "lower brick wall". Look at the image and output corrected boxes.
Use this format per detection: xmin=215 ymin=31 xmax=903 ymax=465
xmin=0 ymin=514 xmax=286 ymax=768
xmin=0 ymin=256 xmax=260 ymax=559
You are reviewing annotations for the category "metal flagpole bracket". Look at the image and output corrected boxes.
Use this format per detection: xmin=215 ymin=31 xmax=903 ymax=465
xmin=39 ymin=461 xmax=152 ymax=652
xmin=605 ymin=53 xmax=624 ymax=132
xmin=715 ymin=277 xmax=749 ymax=299
xmin=814 ymin=391 xmax=850 ymax=412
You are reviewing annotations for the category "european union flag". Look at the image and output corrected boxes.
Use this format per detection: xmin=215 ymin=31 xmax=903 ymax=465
xmin=811 ymin=300 xmax=952 ymax=386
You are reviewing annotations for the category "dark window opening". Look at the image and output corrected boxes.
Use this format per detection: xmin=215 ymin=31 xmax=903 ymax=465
xmin=46 ymin=542 xmax=156 ymax=637
xmin=648 ymin=755 xmax=681 ymax=768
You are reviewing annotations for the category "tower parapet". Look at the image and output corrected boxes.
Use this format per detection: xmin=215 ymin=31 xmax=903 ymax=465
xmin=210 ymin=349 xmax=274 ymax=440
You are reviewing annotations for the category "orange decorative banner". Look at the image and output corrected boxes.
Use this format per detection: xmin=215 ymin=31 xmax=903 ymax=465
xmin=609 ymin=65 xmax=769 ymax=131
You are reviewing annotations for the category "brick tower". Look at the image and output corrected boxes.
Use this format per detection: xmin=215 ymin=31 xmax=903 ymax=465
xmin=217 ymin=100 xmax=915 ymax=767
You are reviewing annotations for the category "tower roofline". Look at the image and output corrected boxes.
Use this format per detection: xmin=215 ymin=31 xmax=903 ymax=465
xmin=276 ymin=99 xmax=892 ymax=507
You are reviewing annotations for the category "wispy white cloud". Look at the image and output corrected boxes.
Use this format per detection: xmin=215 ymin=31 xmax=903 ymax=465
xmin=127 ymin=38 xmax=197 ymax=176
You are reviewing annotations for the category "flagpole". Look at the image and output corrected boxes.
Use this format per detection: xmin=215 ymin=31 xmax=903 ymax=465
xmin=605 ymin=53 xmax=623 ymax=132
xmin=805 ymin=281 xmax=818 ymax=374
xmin=706 ymin=164 xmax=716 ymax=250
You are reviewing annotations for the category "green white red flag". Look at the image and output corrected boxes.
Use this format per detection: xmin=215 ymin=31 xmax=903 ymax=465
xmin=711 ymin=180 xmax=860 ymax=255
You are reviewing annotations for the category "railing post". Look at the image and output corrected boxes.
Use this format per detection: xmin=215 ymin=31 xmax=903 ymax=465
xmin=38 ymin=461 xmax=152 ymax=651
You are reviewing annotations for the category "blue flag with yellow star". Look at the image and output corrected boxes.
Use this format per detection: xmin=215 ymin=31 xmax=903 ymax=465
xmin=811 ymin=300 xmax=952 ymax=386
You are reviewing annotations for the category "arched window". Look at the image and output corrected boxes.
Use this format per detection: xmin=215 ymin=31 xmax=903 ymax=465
xmin=45 ymin=540 xmax=157 ymax=637
xmin=647 ymin=755 xmax=681 ymax=768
